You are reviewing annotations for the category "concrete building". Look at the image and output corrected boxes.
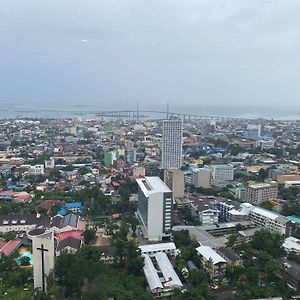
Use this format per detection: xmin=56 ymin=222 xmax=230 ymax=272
xmin=283 ymin=237 xmax=300 ymax=254
xmin=286 ymin=216 xmax=300 ymax=238
xmin=246 ymin=182 xmax=278 ymax=205
xmin=249 ymin=206 xmax=288 ymax=235
xmin=164 ymin=168 xmax=184 ymax=199
xmin=104 ymin=150 xmax=119 ymax=167
xmin=44 ymin=159 xmax=55 ymax=169
xmin=139 ymin=242 xmax=177 ymax=257
xmin=28 ymin=165 xmax=45 ymax=176
xmin=229 ymin=202 xmax=288 ymax=234
xmin=161 ymin=119 xmax=183 ymax=169
xmin=217 ymin=247 xmax=243 ymax=266
xmin=126 ymin=148 xmax=137 ymax=164
xmin=196 ymin=245 xmax=227 ymax=283
xmin=188 ymin=197 xmax=219 ymax=225
xmin=259 ymin=139 xmax=275 ymax=150
xmin=210 ymin=165 xmax=234 ymax=187
xmin=191 ymin=168 xmax=212 ymax=188
xmin=137 ymin=177 xmax=172 ymax=241
xmin=213 ymin=199 xmax=241 ymax=222
xmin=33 ymin=232 xmax=55 ymax=292
xmin=133 ymin=166 xmax=146 ymax=177
xmin=243 ymin=124 xmax=261 ymax=140
xmin=284 ymin=181 xmax=300 ymax=188
xmin=276 ymin=174 xmax=300 ymax=184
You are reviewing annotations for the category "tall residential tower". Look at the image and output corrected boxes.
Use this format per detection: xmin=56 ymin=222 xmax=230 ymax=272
xmin=161 ymin=119 xmax=183 ymax=169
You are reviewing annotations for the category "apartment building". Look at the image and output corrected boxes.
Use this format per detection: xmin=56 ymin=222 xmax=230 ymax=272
xmin=246 ymin=182 xmax=278 ymax=205
xmin=164 ymin=168 xmax=185 ymax=199
xmin=191 ymin=168 xmax=212 ymax=188
xmin=213 ymin=198 xmax=241 ymax=222
xmin=28 ymin=164 xmax=45 ymax=176
xmin=210 ymin=165 xmax=234 ymax=187
xmin=196 ymin=245 xmax=227 ymax=283
xmin=249 ymin=206 xmax=288 ymax=235
xmin=188 ymin=197 xmax=219 ymax=225
xmin=161 ymin=119 xmax=183 ymax=169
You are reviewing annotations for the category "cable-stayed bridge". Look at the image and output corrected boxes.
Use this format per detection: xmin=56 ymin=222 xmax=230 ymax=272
xmin=7 ymin=108 xmax=245 ymax=121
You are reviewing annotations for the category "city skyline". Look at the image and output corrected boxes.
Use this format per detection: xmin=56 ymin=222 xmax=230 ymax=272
xmin=1 ymin=0 xmax=300 ymax=112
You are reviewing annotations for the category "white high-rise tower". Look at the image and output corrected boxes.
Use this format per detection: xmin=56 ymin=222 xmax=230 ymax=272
xmin=161 ymin=119 xmax=183 ymax=169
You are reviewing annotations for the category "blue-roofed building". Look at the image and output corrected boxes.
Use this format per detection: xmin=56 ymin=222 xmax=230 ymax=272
xmin=64 ymin=202 xmax=83 ymax=213
xmin=57 ymin=202 xmax=83 ymax=216
xmin=57 ymin=207 xmax=68 ymax=216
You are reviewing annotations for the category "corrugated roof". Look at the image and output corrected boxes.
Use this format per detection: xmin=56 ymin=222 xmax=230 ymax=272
xmin=139 ymin=242 xmax=176 ymax=254
xmin=288 ymin=215 xmax=300 ymax=224
xmin=64 ymin=202 xmax=82 ymax=209
xmin=196 ymin=245 xmax=227 ymax=265
xmin=154 ymin=252 xmax=183 ymax=288
xmin=251 ymin=206 xmax=284 ymax=221
xmin=1 ymin=240 xmax=21 ymax=256
xmin=61 ymin=213 xmax=78 ymax=228
xmin=57 ymin=230 xmax=83 ymax=242
xmin=143 ymin=254 xmax=163 ymax=291
xmin=57 ymin=236 xmax=81 ymax=251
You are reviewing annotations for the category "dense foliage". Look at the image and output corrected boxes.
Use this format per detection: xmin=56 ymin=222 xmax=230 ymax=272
xmin=46 ymin=246 xmax=151 ymax=300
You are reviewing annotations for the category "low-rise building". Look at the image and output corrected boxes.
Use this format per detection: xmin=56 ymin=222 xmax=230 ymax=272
xmin=217 ymin=247 xmax=243 ymax=266
xmin=139 ymin=242 xmax=177 ymax=257
xmin=249 ymin=206 xmax=288 ymax=235
xmin=143 ymin=252 xmax=183 ymax=298
xmin=196 ymin=245 xmax=227 ymax=283
xmin=229 ymin=203 xmax=288 ymax=235
xmin=56 ymin=236 xmax=82 ymax=256
xmin=28 ymin=164 xmax=45 ymax=176
xmin=133 ymin=166 xmax=145 ymax=177
xmin=188 ymin=197 xmax=219 ymax=225
xmin=213 ymin=198 xmax=241 ymax=222
xmin=283 ymin=237 xmax=300 ymax=254
xmin=278 ymin=258 xmax=300 ymax=290
xmin=0 ymin=213 xmax=50 ymax=233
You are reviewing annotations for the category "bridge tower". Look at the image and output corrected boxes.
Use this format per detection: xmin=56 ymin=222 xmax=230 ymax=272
xmin=137 ymin=101 xmax=140 ymax=121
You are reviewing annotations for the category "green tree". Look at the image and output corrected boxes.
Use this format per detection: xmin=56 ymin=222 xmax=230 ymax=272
xmin=83 ymin=228 xmax=96 ymax=245
xmin=173 ymin=230 xmax=192 ymax=248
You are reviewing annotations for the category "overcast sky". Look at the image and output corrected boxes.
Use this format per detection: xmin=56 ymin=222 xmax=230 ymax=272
xmin=0 ymin=0 xmax=300 ymax=112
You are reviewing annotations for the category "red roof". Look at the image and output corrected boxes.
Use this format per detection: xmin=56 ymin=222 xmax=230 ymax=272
xmin=0 ymin=240 xmax=22 ymax=256
xmin=0 ymin=190 xmax=32 ymax=203
xmin=39 ymin=199 xmax=63 ymax=210
xmin=112 ymin=213 xmax=121 ymax=219
xmin=56 ymin=230 xmax=83 ymax=242
xmin=77 ymin=219 xmax=86 ymax=231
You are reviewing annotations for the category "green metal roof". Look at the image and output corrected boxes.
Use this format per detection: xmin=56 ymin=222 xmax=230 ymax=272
xmin=287 ymin=215 xmax=300 ymax=224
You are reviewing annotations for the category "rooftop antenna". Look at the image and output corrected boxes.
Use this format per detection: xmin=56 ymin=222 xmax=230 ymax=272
xmin=137 ymin=100 xmax=140 ymax=121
